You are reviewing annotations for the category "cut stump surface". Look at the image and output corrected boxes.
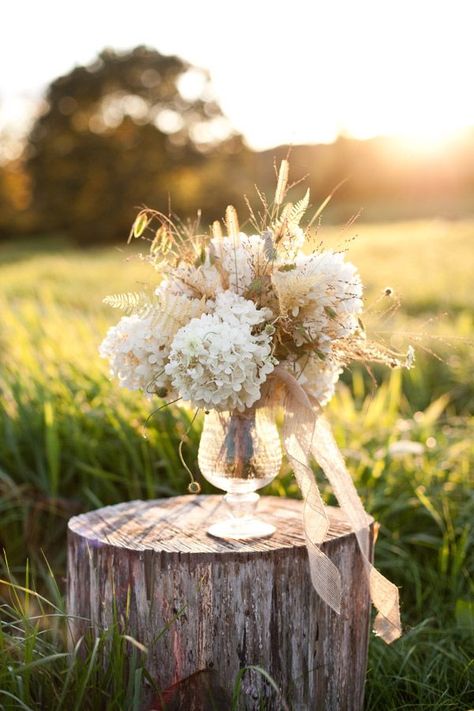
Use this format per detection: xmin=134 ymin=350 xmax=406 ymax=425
xmin=68 ymin=495 xmax=374 ymax=710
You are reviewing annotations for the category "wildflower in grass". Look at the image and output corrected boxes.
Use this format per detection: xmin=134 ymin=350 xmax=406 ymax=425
xmin=388 ymin=440 xmax=425 ymax=456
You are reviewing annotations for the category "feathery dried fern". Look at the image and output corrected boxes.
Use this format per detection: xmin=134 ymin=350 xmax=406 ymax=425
xmin=103 ymin=291 xmax=156 ymax=317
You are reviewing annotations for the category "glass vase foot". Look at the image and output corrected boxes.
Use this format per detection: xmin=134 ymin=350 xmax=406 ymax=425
xmin=208 ymin=518 xmax=276 ymax=540
xmin=207 ymin=492 xmax=276 ymax=541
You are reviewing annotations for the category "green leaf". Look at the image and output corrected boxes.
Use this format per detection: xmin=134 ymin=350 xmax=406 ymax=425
xmin=278 ymin=263 xmax=296 ymax=272
xmin=455 ymin=599 xmax=474 ymax=631
xmin=246 ymin=277 xmax=264 ymax=294
xmin=44 ymin=401 xmax=59 ymax=497
xmin=324 ymin=305 xmax=337 ymax=319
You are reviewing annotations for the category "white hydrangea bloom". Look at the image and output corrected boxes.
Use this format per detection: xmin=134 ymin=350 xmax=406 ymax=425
xmin=293 ymin=356 xmax=343 ymax=407
xmin=100 ymin=291 xmax=207 ymax=397
xmin=99 ymin=314 xmax=173 ymax=395
xmin=165 ymin=292 xmax=276 ymax=411
xmin=277 ymin=224 xmax=306 ymax=261
xmin=213 ymin=290 xmax=273 ymax=326
xmin=162 ymin=259 xmax=222 ymax=299
xmin=210 ymin=233 xmax=268 ymax=292
xmin=272 ymin=250 xmax=363 ymax=352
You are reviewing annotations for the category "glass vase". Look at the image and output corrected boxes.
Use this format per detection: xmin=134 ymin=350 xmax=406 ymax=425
xmin=198 ymin=407 xmax=282 ymax=540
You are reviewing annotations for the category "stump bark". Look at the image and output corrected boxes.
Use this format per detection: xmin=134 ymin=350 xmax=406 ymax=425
xmin=67 ymin=495 xmax=374 ymax=710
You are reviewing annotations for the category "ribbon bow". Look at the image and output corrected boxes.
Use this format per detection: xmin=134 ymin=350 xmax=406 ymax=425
xmin=268 ymin=366 xmax=401 ymax=644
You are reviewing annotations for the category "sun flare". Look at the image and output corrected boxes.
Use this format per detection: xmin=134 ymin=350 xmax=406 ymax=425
xmin=0 ymin=0 xmax=473 ymax=151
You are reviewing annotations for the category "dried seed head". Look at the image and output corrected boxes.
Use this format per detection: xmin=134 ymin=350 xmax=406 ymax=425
xmin=212 ymin=220 xmax=223 ymax=240
xmin=151 ymin=226 xmax=172 ymax=256
xmin=225 ymin=205 xmax=240 ymax=243
xmin=274 ymin=159 xmax=289 ymax=206
xmin=128 ymin=212 xmax=150 ymax=243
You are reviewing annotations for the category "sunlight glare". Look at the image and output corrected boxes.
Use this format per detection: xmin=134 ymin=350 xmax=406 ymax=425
xmin=0 ymin=0 xmax=473 ymax=150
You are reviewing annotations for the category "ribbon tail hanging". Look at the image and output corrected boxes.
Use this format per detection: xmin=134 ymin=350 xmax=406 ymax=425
xmin=281 ymin=391 xmax=342 ymax=614
xmin=311 ymin=415 xmax=402 ymax=643
xmin=267 ymin=366 xmax=401 ymax=641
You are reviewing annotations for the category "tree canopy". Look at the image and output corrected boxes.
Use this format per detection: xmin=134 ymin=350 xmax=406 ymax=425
xmin=27 ymin=46 xmax=247 ymax=243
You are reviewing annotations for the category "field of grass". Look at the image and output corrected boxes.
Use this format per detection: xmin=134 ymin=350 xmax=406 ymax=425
xmin=0 ymin=219 xmax=473 ymax=710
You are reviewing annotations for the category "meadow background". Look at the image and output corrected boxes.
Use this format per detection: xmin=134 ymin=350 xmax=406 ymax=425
xmin=1 ymin=217 xmax=473 ymax=709
xmin=0 ymin=37 xmax=473 ymax=711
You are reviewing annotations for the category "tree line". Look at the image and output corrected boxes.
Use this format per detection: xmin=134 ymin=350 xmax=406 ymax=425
xmin=1 ymin=46 xmax=473 ymax=243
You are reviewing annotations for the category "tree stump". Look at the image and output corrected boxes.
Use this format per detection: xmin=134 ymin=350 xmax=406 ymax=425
xmin=67 ymin=495 xmax=374 ymax=710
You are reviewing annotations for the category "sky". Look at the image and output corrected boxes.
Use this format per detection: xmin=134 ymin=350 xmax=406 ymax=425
xmin=1 ymin=0 xmax=474 ymax=151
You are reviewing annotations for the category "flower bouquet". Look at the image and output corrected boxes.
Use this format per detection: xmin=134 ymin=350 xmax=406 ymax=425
xmin=100 ymin=161 xmax=413 ymax=642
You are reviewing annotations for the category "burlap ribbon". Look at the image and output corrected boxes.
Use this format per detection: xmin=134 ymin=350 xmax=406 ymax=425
xmin=270 ymin=366 xmax=401 ymax=644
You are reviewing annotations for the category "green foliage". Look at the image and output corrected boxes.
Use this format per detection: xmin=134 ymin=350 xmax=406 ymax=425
xmin=26 ymin=46 xmax=247 ymax=244
xmin=0 ymin=222 xmax=473 ymax=709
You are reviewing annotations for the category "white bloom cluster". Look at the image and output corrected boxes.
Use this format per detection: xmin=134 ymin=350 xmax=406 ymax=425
xmin=213 ymin=289 xmax=273 ymax=326
xmin=272 ymin=250 xmax=363 ymax=353
xmin=165 ymin=291 xmax=276 ymax=411
xmin=100 ymin=290 xmax=207 ymax=397
xmin=163 ymin=260 xmax=222 ymax=299
xmin=211 ymin=233 xmax=268 ymax=292
xmin=99 ymin=314 xmax=172 ymax=395
xmin=100 ymin=192 xmax=403 ymax=417
xmin=294 ymin=356 xmax=343 ymax=407
xmin=277 ymin=224 xmax=306 ymax=260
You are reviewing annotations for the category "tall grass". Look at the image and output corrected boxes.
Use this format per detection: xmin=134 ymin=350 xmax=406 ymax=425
xmin=0 ymin=222 xmax=473 ymax=709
